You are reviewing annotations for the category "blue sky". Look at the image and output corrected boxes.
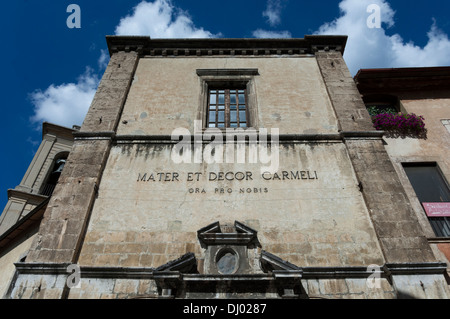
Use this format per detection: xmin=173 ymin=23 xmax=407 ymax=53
xmin=1 ymin=0 xmax=450 ymax=212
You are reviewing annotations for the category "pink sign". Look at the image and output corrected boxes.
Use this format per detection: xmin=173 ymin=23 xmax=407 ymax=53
xmin=422 ymin=202 xmax=450 ymax=218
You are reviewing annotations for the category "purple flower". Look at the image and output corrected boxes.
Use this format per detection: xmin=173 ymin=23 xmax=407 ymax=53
xmin=372 ymin=112 xmax=426 ymax=137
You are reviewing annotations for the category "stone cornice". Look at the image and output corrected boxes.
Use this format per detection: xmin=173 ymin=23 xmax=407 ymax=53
xmin=196 ymin=68 xmax=260 ymax=77
xmin=107 ymin=132 xmax=383 ymax=144
xmin=71 ymin=131 xmax=386 ymax=146
xmin=7 ymin=189 xmax=48 ymax=203
xmin=42 ymin=122 xmax=77 ymax=141
xmin=72 ymin=131 xmax=116 ymax=141
xmin=13 ymin=261 xmax=447 ymax=279
xmin=106 ymin=35 xmax=348 ymax=57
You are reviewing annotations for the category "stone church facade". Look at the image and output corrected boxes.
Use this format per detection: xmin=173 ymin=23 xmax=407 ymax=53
xmin=1 ymin=36 xmax=449 ymax=299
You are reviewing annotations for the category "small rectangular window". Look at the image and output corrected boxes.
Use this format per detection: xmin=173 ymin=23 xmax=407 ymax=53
xmin=207 ymin=88 xmax=248 ymax=128
xmin=442 ymin=119 xmax=450 ymax=134
xmin=403 ymin=163 xmax=450 ymax=237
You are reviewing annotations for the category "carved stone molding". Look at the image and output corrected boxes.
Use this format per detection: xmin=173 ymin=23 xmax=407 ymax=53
xmin=106 ymin=35 xmax=348 ymax=57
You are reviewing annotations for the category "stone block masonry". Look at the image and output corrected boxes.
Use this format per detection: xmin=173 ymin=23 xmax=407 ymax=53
xmin=315 ymin=51 xmax=374 ymax=133
xmin=23 ymin=50 xmax=139 ymax=298
xmin=345 ymin=139 xmax=436 ymax=263
xmin=315 ymin=51 xmax=437 ymax=264
xmin=81 ymin=51 xmax=139 ymax=133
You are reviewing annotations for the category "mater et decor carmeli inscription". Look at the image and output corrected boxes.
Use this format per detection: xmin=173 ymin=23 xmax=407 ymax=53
xmin=137 ymin=170 xmax=318 ymax=194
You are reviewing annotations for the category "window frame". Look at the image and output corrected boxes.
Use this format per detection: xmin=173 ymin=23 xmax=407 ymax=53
xmin=402 ymin=162 xmax=450 ymax=238
xmin=207 ymin=88 xmax=249 ymax=129
xmin=196 ymin=69 xmax=259 ymax=130
xmin=362 ymin=94 xmax=402 ymax=117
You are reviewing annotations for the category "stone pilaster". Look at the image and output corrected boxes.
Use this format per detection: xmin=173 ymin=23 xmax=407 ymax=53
xmin=80 ymin=51 xmax=139 ymax=132
xmin=316 ymin=51 xmax=436 ymax=264
xmin=344 ymin=139 xmax=436 ymax=263
xmin=20 ymin=51 xmax=139 ymax=298
xmin=315 ymin=51 xmax=374 ymax=133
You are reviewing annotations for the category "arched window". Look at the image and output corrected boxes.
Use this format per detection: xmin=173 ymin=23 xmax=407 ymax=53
xmin=40 ymin=153 xmax=68 ymax=196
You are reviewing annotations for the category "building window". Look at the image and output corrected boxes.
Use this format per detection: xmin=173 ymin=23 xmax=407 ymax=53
xmin=366 ymin=104 xmax=397 ymax=116
xmin=207 ymin=89 xmax=247 ymax=128
xmin=196 ymin=69 xmax=259 ymax=129
xmin=403 ymin=163 xmax=450 ymax=237
xmin=363 ymin=94 xmax=400 ymax=116
xmin=40 ymin=157 xmax=67 ymax=197
xmin=442 ymin=119 xmax=450 ymax=134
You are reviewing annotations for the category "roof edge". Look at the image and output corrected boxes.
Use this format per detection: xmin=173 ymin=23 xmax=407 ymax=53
xmin=355 ymin=66 xmax=450 ymax=95
xmin=106 ymin=35 xmax=348 ymax=57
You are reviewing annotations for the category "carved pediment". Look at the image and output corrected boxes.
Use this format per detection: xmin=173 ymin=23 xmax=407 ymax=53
xmin=197 ymin=221 xmax=260 ymax=248
xmin=154 ymin=252 xmax=198 ymax=274
xmin=153 ymin=221 xmax=305 ymax=298
xmin=260 ymin=250 xmax=302 ymax=273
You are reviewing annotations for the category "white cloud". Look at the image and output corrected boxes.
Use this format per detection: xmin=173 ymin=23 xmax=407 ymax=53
xmin=115 ymin=0 xmax=217 ymax=38
xmin=315 ymin=0 xmax=450 ymax=75
xmin=97 ymin=49 xmax=110 ymax=71
xmin=29 ymin=0 xmax=217 ymax=129
xmin=389 ymin=21 xmax=450 ymax=68
xmin=30 ymin=68 xmax=99 ymax=128
xmin=263 ymin=0 xmax=285 ymax=27
xmin=252 ymin=29 xmax=292 ymax=39
xmin=254 ymin=1 xmax=290 ymax=40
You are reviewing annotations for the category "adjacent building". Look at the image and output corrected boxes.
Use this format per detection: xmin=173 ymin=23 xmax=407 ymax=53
xmin=0 ymin=122 xmax=75 ymax=297
xmin=0 ymin=36 xmax=449 ymax=299
xmin=355 ymin=67 xmax=450 ymax=274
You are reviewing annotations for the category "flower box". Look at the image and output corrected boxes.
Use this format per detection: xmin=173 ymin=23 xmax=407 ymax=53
xmin=372 ymin=112 xmax=427 ymax=138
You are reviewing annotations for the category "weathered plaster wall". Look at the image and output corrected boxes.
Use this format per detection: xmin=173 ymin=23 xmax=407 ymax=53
xmin=385 ymin=98 xmax=450 ymax=185
xmin=78 ymin=141 xmax=385 ymax=270
xmin=117 ymin=56 xmax=339 ymax=135
xmin=0 ymin=229 xmax=36 ymax=298
xmin=384 ymin=98 xmax=450 ymax=270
